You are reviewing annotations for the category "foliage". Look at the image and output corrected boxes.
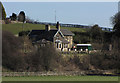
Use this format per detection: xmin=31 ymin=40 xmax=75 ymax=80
xmin=10 ymin=13 xmax=17 ymax=21
xmin=19 ymin=30 xmax=30 ymax=36
xmin=89 ymin=24 xmax=103 ymax=43
xmin=72 ymin=55 xmax=90 ymax=70
xmin=2 ymin=31 xmax=25 ymax=71
xmin=73 ymin=31 xmax=90 ymax=44
xmin=18 ymin=11 xmax=25 ymax=23
xmin=2 ymin=31 xmax=61 ymax=72
xmin=90 ymin=51 xmax=120 ymax=70
xmin=111 ymin=37 xmax=120 ymax=51
xmin=111 ymin=11 xmax=120 ymax=38
xmin=29 ymin=44 xmax=60 ymax=71
xmin=0 ymin=2 xmax=6 ymax=20
xmin=103 ymin=32 xmax=113 ymax=44
xmin=111 ymin=12 xmax=120 ymax=51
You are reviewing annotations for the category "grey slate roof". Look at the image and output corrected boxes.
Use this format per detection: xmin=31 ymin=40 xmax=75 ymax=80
xmin=29 ymin=29 xmax=74 ymax=43
xmin=60 ymin=29 xmax=74 ymax=36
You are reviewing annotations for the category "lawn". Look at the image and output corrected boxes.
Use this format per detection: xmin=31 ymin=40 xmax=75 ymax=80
xmin=2 ymin=23 xmax=87 ymax=35
xmin=2 ymin=76 xmax=119 ymax=81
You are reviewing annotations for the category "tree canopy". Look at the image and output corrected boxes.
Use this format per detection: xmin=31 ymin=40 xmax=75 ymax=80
xmin=111 ymin=11 xmax=120 ymax=37
xmin=18 ymin=11 xmax=25 ymax=23
xmin=10 ymin=13 xmax=17 ymax=21
xmin=90 ymin=24 xmax=103 ymax=43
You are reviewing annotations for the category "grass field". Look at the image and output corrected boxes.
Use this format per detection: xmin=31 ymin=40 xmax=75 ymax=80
xmin=2 ymin=23 xmax=87 ymax=35
xmin=2 ymin=76 xmax=119 ymax=81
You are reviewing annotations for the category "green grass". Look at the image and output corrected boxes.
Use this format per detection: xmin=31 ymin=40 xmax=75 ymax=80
xmin=2 ymin=23 xmax=87 ymax=35
xmin=2 ymin=23 xmax=45 ymax=35
xmin=2 ymin=76 xmax=118 ymax=81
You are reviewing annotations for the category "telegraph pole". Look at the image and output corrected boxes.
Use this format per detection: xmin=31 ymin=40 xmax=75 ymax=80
xmin=118 ymin=1 xmax=120 ymax=12
xmin=55 ymin=10 xmax=56 ymax=23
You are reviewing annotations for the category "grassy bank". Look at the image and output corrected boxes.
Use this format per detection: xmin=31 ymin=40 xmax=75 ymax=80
xmin=2 ymin=76 xmax=118 ymax=81
xmin=2 ymin=23 xmax=87 ymax=35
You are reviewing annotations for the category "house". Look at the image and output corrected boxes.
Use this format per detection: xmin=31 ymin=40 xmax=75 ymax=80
xmin=29 ymin=22 xmax=74 ymax=51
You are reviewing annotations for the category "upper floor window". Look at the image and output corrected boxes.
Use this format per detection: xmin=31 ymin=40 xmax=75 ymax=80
xmin=64 ymin=44 xmax=68 ymax=48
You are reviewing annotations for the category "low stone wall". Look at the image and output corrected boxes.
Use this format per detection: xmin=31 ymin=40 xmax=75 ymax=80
xmin=2 ymin=70 xmax=117 ymax=77
xmin=2 ymin=71 xmax=86 ymax=77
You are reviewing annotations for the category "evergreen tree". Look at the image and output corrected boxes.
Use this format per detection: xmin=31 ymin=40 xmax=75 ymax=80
xmin=18 ymin=11 xmax=25 ymax=23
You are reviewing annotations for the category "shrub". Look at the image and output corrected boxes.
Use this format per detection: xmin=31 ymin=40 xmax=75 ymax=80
xmin=2 ymin=31 xmax=25 ymax=71
xmin=72 ymin=55 xmax=90 ymax=70
xmin=90 ymin=51 xmax=120 ymax=70
xmin=27 ymin=43 xmax=61 ymax=72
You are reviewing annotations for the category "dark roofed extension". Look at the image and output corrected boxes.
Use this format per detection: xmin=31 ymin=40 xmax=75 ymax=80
xmin=29 ymin=29 xmax=57 ymax=42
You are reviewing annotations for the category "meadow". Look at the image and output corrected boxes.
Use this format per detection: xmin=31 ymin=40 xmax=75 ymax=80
xmin=2 ymin=76 xmax=119 ymax=81
xmin=2 ymin=23 xmax=87 ymax=35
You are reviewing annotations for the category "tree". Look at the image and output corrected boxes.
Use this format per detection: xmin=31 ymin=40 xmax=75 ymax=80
xmin=111 ymin=12 xmax=120 ymax=51
xmin=18 ymin=11 xmax=25 ymax=23
xmin=10 ymin=13 xmax=17 ymax=21
xmin=90 ymin=24 xmax=103 ymax=43
xmin=0 ymin=2 xmax=6 ymax=20
xmin=111 ymin=11 xmax=120 ymax=37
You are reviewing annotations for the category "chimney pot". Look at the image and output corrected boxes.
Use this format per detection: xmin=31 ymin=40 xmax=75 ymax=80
xmin=56 ymin=21 xmax=60 ymax=30
xmin=45 ymin=25 xmax=50 ymax=31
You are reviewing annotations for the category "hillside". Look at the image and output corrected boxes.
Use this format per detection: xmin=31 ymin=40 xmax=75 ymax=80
xmin=2 ymin=23 xmax=87 ymax=35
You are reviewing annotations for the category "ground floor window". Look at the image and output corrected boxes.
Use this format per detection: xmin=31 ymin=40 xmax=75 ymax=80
xmin=59 ymin=44 xmax=61 ymax=48
xmin=56 ymin=43 xmax=59 ymax=48
xmin=56 ymin=43 xmax=62 ymax=48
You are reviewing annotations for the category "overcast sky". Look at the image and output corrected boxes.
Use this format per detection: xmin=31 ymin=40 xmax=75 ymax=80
xmin=3 ymin=2 xmax=118 ymax=28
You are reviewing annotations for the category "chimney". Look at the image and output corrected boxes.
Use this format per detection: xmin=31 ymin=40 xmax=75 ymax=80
xmin=56 ymin=21 xmax=60 ymax=30
xmin=45 ymin=25 xmax=50 ymax=31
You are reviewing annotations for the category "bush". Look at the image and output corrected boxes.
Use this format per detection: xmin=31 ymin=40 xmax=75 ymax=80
xmin=2 ymin=31 xmax=61 ymax=72
xmin=73 ymin=32 xmax=90 ymax=44
xmin=72 ymin=55 xmax=90 ymax=70
xmin=19 ymin=31 xmax=30 ymax=36
xmin=25 ymin=43 xmax=61 ymax=72
xmin=90 ymin=51 xmax=120 ymax=70
xmin=2 ymin=31 xmax=25 ymax=71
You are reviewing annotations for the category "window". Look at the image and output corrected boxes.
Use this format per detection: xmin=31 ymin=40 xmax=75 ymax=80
xmin=56 ymin=43 xmax=59 ymax=48
xmin=64 ymin=44 xmax=68 ymax=48
xmin=59 ymin=44 xmax=62 ymax=48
